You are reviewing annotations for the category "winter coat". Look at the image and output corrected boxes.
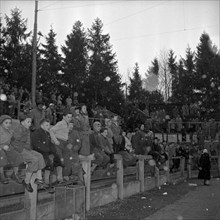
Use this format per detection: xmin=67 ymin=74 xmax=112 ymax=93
xmin=198 ymin=153 xmax=211 ymax=180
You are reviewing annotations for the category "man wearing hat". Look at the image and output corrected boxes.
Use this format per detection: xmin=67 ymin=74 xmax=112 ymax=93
xmin=11 ymin=113 xmax=47 ymax=192
xmin=0 ymin=115 xmax=23 ymax=184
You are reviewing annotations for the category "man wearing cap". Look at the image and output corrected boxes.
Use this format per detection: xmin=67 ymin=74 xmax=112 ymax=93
xmin=11 ymin=113 xmax=47 ymax=192
xmin=31 ymin=118 xmax=62 ymax=185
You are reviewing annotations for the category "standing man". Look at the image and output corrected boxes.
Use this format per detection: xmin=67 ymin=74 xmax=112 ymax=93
xmin=30 ymin=101 xmax=45 ymax=132
xmin=110 ymin=115 xmax=122 ymax=153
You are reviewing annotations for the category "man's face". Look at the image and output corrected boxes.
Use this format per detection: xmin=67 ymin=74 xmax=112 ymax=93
xmin=37 ymin=104 xmax=43 ymax=111
xmin=93 ymin=123 xmax=101 ymax=132
xmin=41 ymin=121 xmax=50 ymax=132
xmin=22 ymin=118 xmax=32 ymax=129
xmin=101 ymin=129 xmax=108 ymax=137
xmin=64 ymin=114 xmax=72 ymax=123
xmin=2 ymin=119 xmax=12 ymax=130
xmin=81 ymin=105 xmax=87 ymax=113
xmin=75 ymin=109 xmax=80 ymax=115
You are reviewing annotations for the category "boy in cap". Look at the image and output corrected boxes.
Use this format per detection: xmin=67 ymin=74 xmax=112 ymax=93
xmin=11 ymin=113 xmax=47 ymax=192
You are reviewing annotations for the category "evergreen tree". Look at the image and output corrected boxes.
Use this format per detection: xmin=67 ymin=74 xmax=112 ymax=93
xmin=62 ymin=21 xmax=88 ymax=101
xmin=0 ymin=20 xmax=7 ymax=79
xmin=38 ymin=27 xmax=62 ymax=99
xmin=128 ymin=62 xmax=144 ymax=103
xmin=168 ymin=49 xmax=178 ymax=100
xmin=2 ymin=8 xmax=32 ymax=88
xmin=87 ymin=18 xmax=124 ymax=113
xmin=182 ymin=46 xmax=196 ymax=103
xmin=195 ymin=32 xmax=219 ymax=107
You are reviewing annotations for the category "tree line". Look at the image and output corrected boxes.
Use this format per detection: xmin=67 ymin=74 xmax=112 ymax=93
xmin=0 ymin=8 xmax=219 ymax=116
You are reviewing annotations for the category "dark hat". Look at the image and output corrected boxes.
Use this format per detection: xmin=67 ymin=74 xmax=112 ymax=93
xmin=36 ymin=100 xmax=44 ymax=106
xmin=0 ymin=115 xmax=12 ymax=124
xmin=18 ymin=113 xmax=32 ymax=122
xmin=74 ymin=105 xmax=80 ymax=111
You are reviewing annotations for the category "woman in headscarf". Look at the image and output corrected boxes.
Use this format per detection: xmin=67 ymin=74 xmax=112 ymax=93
xmin=0 ymin=115 xmax=23 ymax=184
xmin=198 ymin=149 xmax=211 ymax=185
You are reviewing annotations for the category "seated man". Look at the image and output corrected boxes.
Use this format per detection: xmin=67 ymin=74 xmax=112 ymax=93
xmin=31 ymin=119 xmax=62 ymax=185
xmin=11 ymin=113 xmax=47 ymax=193
xmin=49 ymin=111 xmax=73 ymax=183
xmin=89 ymin=122 xmax=110 ymax=172
xmin=63 ymin=125 xmax=84 ymax=185
xmin=99 ymin=127 xmax=115 ymax=166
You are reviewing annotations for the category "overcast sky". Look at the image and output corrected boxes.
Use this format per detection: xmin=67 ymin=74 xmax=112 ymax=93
xmin=1 ymin=0 xmax=219 ymax=83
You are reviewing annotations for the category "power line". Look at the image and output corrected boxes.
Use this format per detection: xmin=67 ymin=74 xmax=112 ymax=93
xmin=38 ymin=1 xmax=60 ymax=11
xmin=39 ymin=1 xmax=121 ymax=12
xmin=111 ymin=24 xmax=219 ymax=42
xmin=105 ymin=1 xmax=168 ymax=26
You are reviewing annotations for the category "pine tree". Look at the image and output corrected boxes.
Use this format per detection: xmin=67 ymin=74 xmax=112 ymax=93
xmin=168 ymin=49 xmax=178 ymax=100
xmin=2 ymin=8 xmax=32 ymax=88
xmin=182 ymin=46 xmax=196 ymax=103
xmin=62 ymin=21 xmax=88 ymax=101
xmin=128 ymin=62 xmax=144 ymax=103
xmin=195 ymin=32 xmax=219 ymax=108
xmin=38 ymin=27 xmax=62 ymax=99
xmin=87 ymin=18 xmax=124 ymax=113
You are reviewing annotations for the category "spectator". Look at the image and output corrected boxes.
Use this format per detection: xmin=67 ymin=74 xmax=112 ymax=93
xmin=110 ymin=115 xmax=122 ymax=153
xmin=89 ymin=121 xmax=110 ymax=172
xmin=31 ymin=119 xmax=62 ymax=185
xmin=45 ymin=103 xmax=56 ymax=125
xmin=104 ymin=118 xmax=114 ymax=148
xmin=131 ymin=124 xmax=146 ymax=155
xmin=78 ymin=104 xmax=91 ymax=156
xmin=198 ymin=149 xmax=211 ymax=185
xmin=11 ymin=113 xmax=46 ymax=192
xmin=64 ymin=123 xmax=84 ymax=185
xmin=49 ymin=111 xmax=73 ymax=183
xmin=117 ymin=130 xmax=137 ymax=168
xmin=0 ymin=115 xmax=23 ymax=184
xmin=30 ymin=101 xmax=45 ymax=132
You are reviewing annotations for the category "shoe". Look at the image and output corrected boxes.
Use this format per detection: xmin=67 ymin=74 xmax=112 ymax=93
xmin=34 ymin=178 xmax=48 ymax=188
xmin=11 ymin=173 xmax=22 ymax=184
xmin=0 ymin=178 xmax=9 ymax=184
xmin=22 ymin=180 xmax=33 ymax=193
xmin=0 ymin=174 xmax=9 ymax=184
xmin=34 ymin=178 xmax=44 ymax=185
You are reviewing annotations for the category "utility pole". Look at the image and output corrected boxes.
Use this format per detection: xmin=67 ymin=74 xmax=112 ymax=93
xmin=31 ymin=0 xmax=38 ymax=107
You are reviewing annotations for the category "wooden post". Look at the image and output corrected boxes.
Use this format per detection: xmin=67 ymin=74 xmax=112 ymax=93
xmin=138 ymin=157 xmax=144 ymax=192
xmin=180 ymin=157 xmax=185 ymax=177
xmin=79 ymin=154 xmax=93 ymax=211
xmin=114 ymin=154 xmax=123 ymax=200
xmin=24 ymin=173 xmax=37 ymax=220
xmin=136 ymin=155 xmax=151 ymax=192
xmin=187 ymin=156 xmax=192 ymax=179
xmin=155 ymin=166 xmax=160 ymax=188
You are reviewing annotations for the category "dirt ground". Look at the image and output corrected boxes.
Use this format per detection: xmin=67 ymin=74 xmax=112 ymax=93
xmin=86 ymin=178 xmax=202 ymax=220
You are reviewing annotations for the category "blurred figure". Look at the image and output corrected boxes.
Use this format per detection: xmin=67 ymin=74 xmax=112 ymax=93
xmin=198 ymin=149 xmax=211 ymax=185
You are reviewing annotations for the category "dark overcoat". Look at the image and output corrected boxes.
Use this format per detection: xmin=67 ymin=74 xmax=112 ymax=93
xmin=198 ymin=153 xmax=211 ymax=180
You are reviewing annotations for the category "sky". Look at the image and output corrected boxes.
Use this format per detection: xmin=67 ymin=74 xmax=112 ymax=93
xmin=0 ymin=0 xmax=219 ymax=83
